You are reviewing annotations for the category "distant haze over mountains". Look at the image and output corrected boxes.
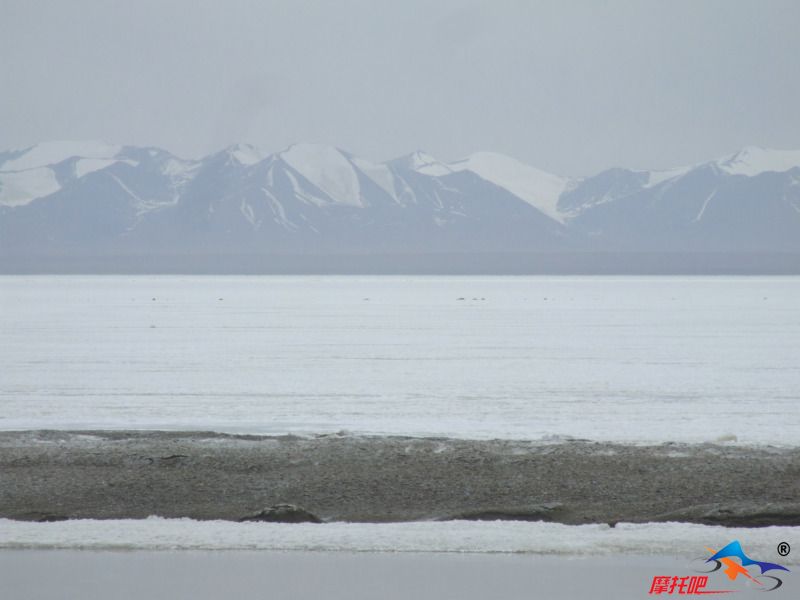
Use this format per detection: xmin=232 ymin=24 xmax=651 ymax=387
xmin=1 ymin=141 xmax=799 ymax=274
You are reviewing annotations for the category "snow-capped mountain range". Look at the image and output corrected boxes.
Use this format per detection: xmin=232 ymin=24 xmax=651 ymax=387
xmin=1 ymin=141 xmax=799 ymax=271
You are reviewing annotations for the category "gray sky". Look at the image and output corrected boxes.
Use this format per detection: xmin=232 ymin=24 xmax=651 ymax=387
xmin=1 ymin=0 xmax=799 ymax=176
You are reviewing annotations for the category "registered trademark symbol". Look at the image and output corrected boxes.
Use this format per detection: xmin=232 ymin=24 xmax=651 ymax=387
xmin=777 ymin=542 xmax=790 ymax=557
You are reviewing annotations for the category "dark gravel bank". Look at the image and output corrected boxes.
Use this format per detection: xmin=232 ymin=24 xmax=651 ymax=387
xmin=1 ymin=430 xmax=798 ymax=526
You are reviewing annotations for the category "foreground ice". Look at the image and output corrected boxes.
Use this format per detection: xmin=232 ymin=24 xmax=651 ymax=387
xmin=0 ymin=518 xmax=797 ymax=564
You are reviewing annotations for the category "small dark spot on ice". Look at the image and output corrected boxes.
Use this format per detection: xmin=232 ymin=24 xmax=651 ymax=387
xmin=151 ymin=297 xmax=156 ymax=301
xmin=149 ymin=325 xmax=156 ymax=329
xmin=218 ymin=298 xmax=223 ymax=301
xmin=457 ymin=297 xmax=465 ymax=301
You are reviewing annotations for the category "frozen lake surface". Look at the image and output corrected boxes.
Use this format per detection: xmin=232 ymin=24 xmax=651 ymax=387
xmin=1 ymin=275 xmax=798 ymax=445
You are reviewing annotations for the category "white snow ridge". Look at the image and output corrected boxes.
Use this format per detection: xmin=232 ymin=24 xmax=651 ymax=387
xmin=1 ymin=140 xmax=121 ymax=172
xmin=279 ymin=143 xmax=363 ymax=207
xmin=0 ymin=168 xmax=61 ymax=207
xmin=402 ymin=151 xmax=454 ymax=176
xmin=715 ymin=146 xmax=800 ymax=177
xmin=449 ymin=152 xmax=569 ymax=222
xmin=225 ymin=143 xmax=265 ymax=166
xmin=0 ymin=140 xmax=125 ymax=207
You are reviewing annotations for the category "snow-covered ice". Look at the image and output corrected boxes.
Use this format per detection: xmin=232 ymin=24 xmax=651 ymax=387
xmin=0 ymin=518 xmax=796 ymax=561
xmin=0 ymin=276 xmax=798 ymax=445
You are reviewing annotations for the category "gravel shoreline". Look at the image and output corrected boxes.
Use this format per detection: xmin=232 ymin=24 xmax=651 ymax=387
xmin=1 ymin=430 xmax=798 ymax=526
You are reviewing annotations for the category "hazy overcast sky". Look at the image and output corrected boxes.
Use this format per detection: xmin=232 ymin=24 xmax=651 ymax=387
xmin=2 ymin=0 xmax=799 ymax=175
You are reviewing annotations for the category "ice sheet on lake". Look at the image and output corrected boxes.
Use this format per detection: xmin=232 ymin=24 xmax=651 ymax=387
xmin=0 ymin=276 xmax=798 ymax=446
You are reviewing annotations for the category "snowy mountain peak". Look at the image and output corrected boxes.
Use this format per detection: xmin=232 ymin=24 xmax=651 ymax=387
xmin=641 ymin=166 xmax=692 ymax=188
xmin=392 ymin=151 xmax=453 ymax=176
xmin=278 ymin=143 xmax=363 ymax=207
xmin=0 ymin=140 xmax=121 ymax=172
xmin=279 ymin=142 xmax=348 ymax=162
xmin=3 ymin=140 xmax=800 ymax=265
xmin=448 ymin=151 xmax=569 ymax=223
xmin=0 ymin=140 xmax=130 ymax=207
xmin=715 ymin=146 xmax=800 ymax=177
xmin=224 ymin=143 xmax=265 ymax=166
